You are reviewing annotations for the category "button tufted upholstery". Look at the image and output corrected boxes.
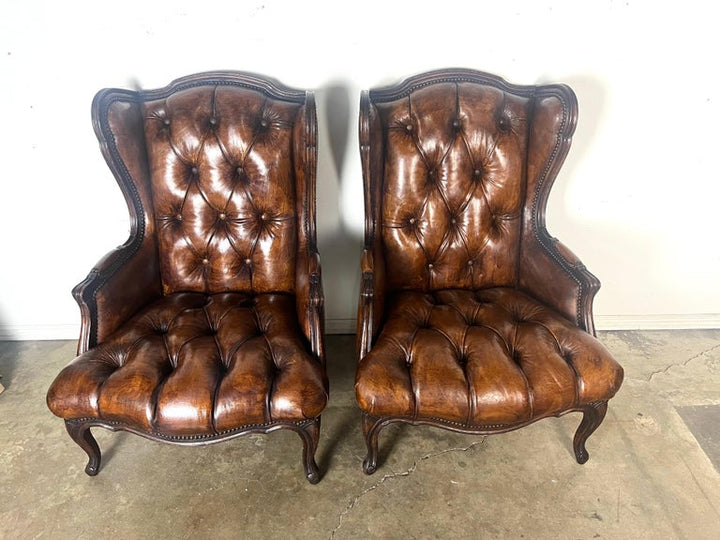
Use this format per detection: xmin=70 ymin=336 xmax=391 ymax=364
xmin=356 ymin=69 xmax=623 ymax=474
xmin=49 ymin=293 xmax=327 ymax=433
xmin=377 ymin=81 xmax=526 ymax=292
xmin=47 ymin=72 xmax=327 ymax=483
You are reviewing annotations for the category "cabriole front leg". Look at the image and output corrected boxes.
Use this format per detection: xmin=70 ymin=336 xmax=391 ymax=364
xmin=297 ymin=418 xmax=321 ymax=484
xmin=361 ymin=413 xmax=381 ymax=475
xmin=573 ymin=401 xmax=608 ymax=464
xmin=65 ymin=420 xmax=101 ymax=476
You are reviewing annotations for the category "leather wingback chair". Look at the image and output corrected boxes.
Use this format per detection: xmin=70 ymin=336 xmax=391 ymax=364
xmin=355 ymin=69 xmax=623 ymax=474
xmin=47 ymin=72 xmax=328 ymax=483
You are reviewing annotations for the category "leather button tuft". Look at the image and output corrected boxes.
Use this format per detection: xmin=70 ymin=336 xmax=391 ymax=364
xmin=405 ymin=124 xmax=413 ymax=132
xmin=260 ymin=119 xmax=268 ymax=128
xmin=236 ymin=166 xmax=244 ymax=175
xmin=191 ymin=166 xmax=198 ymax=175
xmin=452 ymin=119 xmax=461 ymax=129
xmin=244 ymin=258 xmax=252 ymax=265
xmin=467 ymin=260 xmax=474 ymax=266
xmin=408 ymin=217 xmax=416 ymax=225
xmin=175 ymin=214 xmax=183 ymax=221
xmin=497 ymin=114 xmax=512 ymax=133
xmin=427 ymin=263 xmax=434 ymax=270
xmin=218 ymin=213 xmax=226 ymax=221
xmin=474 ymin=169 xmax=482 ymax=177
xmin=202 ymin=258 xmax=210 ymax=265
xmin=209 ymin=117 xmax=217 ymax=125
xmin=450 ymin=217 xmax=457 ymax=225
xmin=163 ymin=118 xmax=171 ymax=126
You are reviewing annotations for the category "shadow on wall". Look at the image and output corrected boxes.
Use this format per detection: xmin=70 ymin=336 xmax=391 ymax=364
xmin=315 ymin=81 xmax=363 ymax=334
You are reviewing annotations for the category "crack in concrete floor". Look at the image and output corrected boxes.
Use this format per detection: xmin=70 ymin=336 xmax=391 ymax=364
xmin=645 ymin=343 xmax=720 ymax=382
xmin=329 ymin=439 xmax=485 ymax=539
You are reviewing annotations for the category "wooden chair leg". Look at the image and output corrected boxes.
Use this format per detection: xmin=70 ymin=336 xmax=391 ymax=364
xmin=65 ymin=420 xmax=101 ymax=476
xmin=362 ymin=413 xmax=381 ymax=475
xmin=298 ymin=417 xmax=321 ymax=484
xmin=573 ymin=401 xmax=608 ymax=464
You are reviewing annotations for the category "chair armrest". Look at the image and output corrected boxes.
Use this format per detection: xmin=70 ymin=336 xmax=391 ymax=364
xmin=356 ymin=249 xmax=385 ymax=360
xmin=296 ymin=250 xmax=325 ymax=363
xmin=73 ymin=238 xmax=161 ymax=355
xmin=519 ymin=233 xmax=600 ymax=335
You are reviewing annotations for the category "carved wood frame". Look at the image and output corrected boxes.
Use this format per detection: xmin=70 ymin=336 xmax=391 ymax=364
xmin=66 ymin=417 xmax=321 ymax=483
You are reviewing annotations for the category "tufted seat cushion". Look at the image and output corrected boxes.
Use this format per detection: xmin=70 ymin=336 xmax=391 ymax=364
xmin=355 ymin=287 xmax=623 ymax=426
xmin=48 ymin=292 xmax=328 ymax=437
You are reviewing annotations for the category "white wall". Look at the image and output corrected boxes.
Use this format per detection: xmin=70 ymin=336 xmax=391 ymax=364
xmin=1 ymin=0 xmax=718 ymax=339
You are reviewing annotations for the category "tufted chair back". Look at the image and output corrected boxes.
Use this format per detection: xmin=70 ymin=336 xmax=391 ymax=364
xmin=143 ymin=85 xmax=304 ymax=295
xmin=368 ymin=78 xmax=534 ymax=292
xmin=84 ymin=72 xmax=319 ymax=350
xmin=362 ymin=70 xmax=582 ymax=297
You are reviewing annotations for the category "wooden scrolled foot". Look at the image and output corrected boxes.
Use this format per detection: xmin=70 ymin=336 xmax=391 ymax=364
xmin=298 ymin=418 xmax=321 ymax=484
xmin=65 ymin=420 xmax=101 ymax=476
xmin=362 ymin=413 xmax=380 ymax=475
xmin=573 ymin=401 xmax=608 ymax=464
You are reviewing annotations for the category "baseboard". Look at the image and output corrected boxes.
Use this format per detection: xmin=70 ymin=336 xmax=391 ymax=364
xmin=0 ymin=324 xmax=78 ymax=341
xmin=1 ymin=315 xmax=718 ymax=341
xmin=325 ymin=318 xmax=356 ymax=334
xmin=594 ymin=314 xmax=720 ymax=330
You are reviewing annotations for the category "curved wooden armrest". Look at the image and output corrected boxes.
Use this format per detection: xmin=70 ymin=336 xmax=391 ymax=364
xmin=296 ymin=250 xmax=325 ymax=363
xmin=357 ymin=249 xmax=386 ymax=360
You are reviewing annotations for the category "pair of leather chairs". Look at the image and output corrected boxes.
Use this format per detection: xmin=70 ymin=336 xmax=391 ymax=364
xmin=47 ymin=69 xmax=623 ymax=484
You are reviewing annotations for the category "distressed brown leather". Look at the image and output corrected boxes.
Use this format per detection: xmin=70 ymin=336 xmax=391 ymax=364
xmin=47 ymin=72 xmax=327 ymax=481
xmin=356 ymin=69 xmax=622 ymax=472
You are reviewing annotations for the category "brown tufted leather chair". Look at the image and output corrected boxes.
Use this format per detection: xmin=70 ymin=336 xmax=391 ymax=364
xmin=47 ymin=72 xmax=328 ymax=483
xmin=355 ymin=69 xmax=623 ymax=474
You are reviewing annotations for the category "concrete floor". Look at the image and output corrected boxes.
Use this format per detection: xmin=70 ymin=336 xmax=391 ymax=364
xmin=1 ymin=331 xmax=719 ymax=539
